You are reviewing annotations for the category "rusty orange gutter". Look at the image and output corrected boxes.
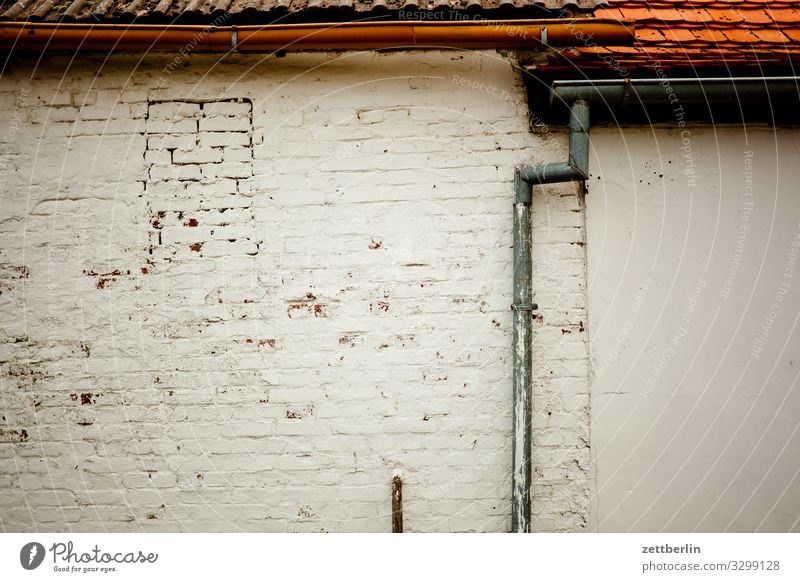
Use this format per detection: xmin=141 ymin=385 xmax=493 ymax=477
xmin=0 ymin=20 xmax=634 ymax=53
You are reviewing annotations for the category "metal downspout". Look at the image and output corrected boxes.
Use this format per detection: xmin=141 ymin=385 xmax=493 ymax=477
xmin=511 ymin=99 xmax=590 ymax=533
xmin=511 ymin=167 xmax=533 ymax=533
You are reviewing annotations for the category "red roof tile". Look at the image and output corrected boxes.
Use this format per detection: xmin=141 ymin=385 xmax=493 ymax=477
xmin=0 ymin=0 xmax=605 ymax=23
xmin=562 ymin=0 xmax=800 ymax=71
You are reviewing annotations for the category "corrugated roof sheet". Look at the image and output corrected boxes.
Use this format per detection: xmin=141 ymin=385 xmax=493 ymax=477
xmin=560 ymin=0 xmax=800 ymax=70
xmin=0 ymin=0 xmax=606 ymax=23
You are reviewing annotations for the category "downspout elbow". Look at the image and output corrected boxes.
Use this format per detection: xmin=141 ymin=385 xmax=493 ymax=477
xmin=518 ymin=161 xmax=582 ymax=185
xmin=518 ymin=99 xmax=591 ymax=186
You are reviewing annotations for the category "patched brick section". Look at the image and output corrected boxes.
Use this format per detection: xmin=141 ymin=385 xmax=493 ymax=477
xmin=143 ymin=99 xmax=258 ymax=267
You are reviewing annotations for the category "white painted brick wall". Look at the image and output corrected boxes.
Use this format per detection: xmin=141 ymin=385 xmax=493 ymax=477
xmin=0 ymin=51 xmax=590 ymax=532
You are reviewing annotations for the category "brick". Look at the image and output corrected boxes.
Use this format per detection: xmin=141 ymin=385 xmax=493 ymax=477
xmin=146 ymin=118 xmax=197 ymax=133
xmin=199 ymin=208 xmax=252 ymax=225
xmin=223 ymin=147 xmax=252 ymax=162
xmin=129 ymin=103 xmax=149 ymax=119
xmin=200 ymin=194 xmax=253 ymax=210
xmin=31 ymin=107 xmax=79 ymax=123
xmin=172 ymin=147 xmax=223 ymax=164
xmin=210 ymin=224 xmax=257 ymax=240
xmin=148 ymin=134 xmax=196 ymax=150
xmin=71 ymin=119 xmax=146 ymax=135
xmin=149 ymin=164 xmax=202 ymax=181
xmin=78 ymin=104 xmax=132 ymax=121
xmin=185 ymin=178 xmax=238 ymax=197
xmin=45 ymin=90 xmax=74 ymax=106
xmin=199 ymin=117 xmax=249 ymax=132
xmin=201 ymin=162 xmax=252 ymax=179
xmin=144 ymin=150 xmax=172 ymax=165
xmin=198 ymin=132 xmax=250 ymax=147
xmin=202 ymin=101 xmax=251 ymax=118
xmin=200 ymin=239 xmax=259 ymax=257
xmin=161 ymin=226 xmax=214 ymax=245
xmin=149 ymin=102 xmax=201 ymax=119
